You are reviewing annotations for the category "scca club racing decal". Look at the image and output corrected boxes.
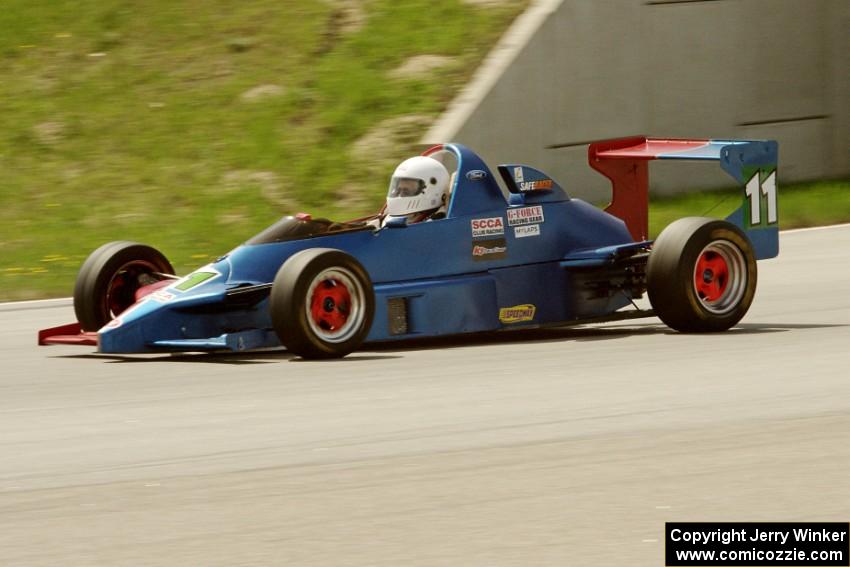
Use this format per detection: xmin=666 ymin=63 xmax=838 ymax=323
xmin=514 ymin=224 xmax=540 ymax=238
xmin=507 ymin=205 xmax=544 ymax=226
xmin=499 ymin=304 xmax=536 ymax=324
xmin=472 ymin=238 xmax=507 ymax=261
xmin=518 ymin=179 xmax=553 ymax=192
xmin=471 ymin=216 xmax=505 ymax=238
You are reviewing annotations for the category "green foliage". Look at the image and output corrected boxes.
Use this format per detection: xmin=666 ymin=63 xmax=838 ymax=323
xmin=4 ymin=2 xmax=844 ymax=301
xmin=648 ymin=179 xmax=850 ymax=238
xmin=0 ymin=0 xmax=526 ymax=299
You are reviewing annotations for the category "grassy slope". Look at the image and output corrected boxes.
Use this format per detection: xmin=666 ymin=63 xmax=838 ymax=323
xmin=0 ymin=0 xmax=527 ymax=299
xmin=648 ymin=179 xmax=850 ymax=238
xmin=1 ymin=3 xmax=847 ymax=300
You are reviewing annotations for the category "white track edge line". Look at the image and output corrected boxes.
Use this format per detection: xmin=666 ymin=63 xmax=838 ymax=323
xmin=0 ymin=297 xmax=72 ymax=307
xmin=780 ymin=222 xmax=850 ymax=234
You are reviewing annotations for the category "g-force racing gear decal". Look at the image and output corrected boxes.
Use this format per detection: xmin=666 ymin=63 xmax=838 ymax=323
xmin=507 ymin=206 xmax=544 ymax=226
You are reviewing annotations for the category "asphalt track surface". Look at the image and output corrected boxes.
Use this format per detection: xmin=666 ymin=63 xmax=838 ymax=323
xmin=1 ymin=225 xmax=848 ymax=566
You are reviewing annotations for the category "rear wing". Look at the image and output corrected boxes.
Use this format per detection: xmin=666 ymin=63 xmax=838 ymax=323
xmin=588 ymin=136 xmax=779 ymax=259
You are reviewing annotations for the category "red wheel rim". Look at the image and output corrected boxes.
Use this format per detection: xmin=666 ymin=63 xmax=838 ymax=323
xmin=691 ymin=240 xmax=747 ymax=315
xmin=309 ymin=277 xmax=352 ymax=333
xmin=694 ymin=250 xmax=729 ymax=302
xmin=104 ymin=260 xmax=161 ymax=318
xmin=304 ymin=267 xmax=366 ymax=343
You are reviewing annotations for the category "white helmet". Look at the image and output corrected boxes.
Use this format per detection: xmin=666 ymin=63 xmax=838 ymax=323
xmin=385 ymin=156 xmax=450 ymax=217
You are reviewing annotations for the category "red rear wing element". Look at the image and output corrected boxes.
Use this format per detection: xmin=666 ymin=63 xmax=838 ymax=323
xmin=590 ymin=137 xmax=651 ymax=241
xmin=588 ymin=135 xmax=780 ymax=250
xmin=589 ymin=136 xmax=712 ymax=241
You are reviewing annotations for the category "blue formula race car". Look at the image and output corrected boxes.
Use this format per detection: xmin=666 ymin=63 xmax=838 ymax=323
xmin=39 ymin=137 xmax=779 ymax=359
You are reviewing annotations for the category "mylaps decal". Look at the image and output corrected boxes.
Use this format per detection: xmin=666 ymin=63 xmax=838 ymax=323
xmin=472 ymin=238 xmax=507 ymax=261
xmin=514 ymin=224 xmax=540 ymax=238
xmin=471 ymin=216 xmax=505 ymax=238
xmin=518 ymin=179 xmax=553 ymax=192
xmin=507 ymin=206 xmax=544 ymax=226
xmin=499 ymin=304 xmax=536 ymax=324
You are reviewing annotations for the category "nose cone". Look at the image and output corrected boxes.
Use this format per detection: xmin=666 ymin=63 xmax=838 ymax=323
xmin=97 ymin=259 xmax=232 ymax=353
xmin=97 ymin=294 xmax=170 ymax=353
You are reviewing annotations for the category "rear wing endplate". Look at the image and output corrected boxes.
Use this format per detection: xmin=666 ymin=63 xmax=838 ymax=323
xmin=588 ymin=136 xmax=779 ymax=259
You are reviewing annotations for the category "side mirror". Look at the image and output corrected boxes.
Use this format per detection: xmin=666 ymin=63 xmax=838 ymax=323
xmin=384 ymin=216 xmax=408 ymax=229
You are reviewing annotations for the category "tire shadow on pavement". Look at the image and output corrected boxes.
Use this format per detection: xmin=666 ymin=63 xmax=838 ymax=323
xmin=367 ymin=320 xmax=848 ymax=353
xmin=55 ymin=351 xmax=402 ymax=364
xmin=51 ymin=322 xmax=842 ymax=361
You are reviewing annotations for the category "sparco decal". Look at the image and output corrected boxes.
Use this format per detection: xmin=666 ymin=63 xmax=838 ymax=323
xmin=518 ymin=179 xmax=553 ymax=192
xmin=471 ymin=238 xmax=507 ymax=261
xmin=470 ymin=217 xmax=505 ymax=238
xmin=507 ymin=205 xmax=544 ymax=226
xmin=499 ymin=304 xmax=536 ymax=324
xmin=514 ymin=224 xmax=540 ymax=238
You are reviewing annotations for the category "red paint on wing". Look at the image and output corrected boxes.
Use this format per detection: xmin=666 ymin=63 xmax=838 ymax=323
xmin=38 ymin=322 xmax=98 ymax=346
xmin=588 ymin=137 xmax=650 ymax=241
xmin=593 ymin=138 xmax=709 ymax=160
xmin=587 ymin=137 xmax=711 ymax=241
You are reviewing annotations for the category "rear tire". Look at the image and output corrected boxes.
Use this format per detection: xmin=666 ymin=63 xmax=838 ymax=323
xmin=270 ymin=248 xmax=375 ymax=359
xmin=647 ymin=217 xmax=756 ymax=332
xmin=74 ymin=241 xmax=174 ymax=331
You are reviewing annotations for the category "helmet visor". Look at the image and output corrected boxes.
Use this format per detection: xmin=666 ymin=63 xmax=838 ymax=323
xmin=388 ymin=177 xmax=426 ymax=198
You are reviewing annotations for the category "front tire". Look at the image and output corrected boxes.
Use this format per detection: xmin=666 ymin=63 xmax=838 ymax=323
xmin=74 ymin=241 xmax=174 ymax=331
xmin=647 ymin=217 xmax=757 ymax=332
xmin=270 ymin=248 xmax=375 ymax=359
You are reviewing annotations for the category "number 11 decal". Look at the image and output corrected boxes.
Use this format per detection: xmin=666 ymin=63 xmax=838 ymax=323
xmin=745 ymin=170 xmax=777 ymax=226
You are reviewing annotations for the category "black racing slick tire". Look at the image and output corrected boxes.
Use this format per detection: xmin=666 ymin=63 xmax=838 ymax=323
xmin=270 ymin=248 xmax=375 ymax=359
xmin=74 ymin=241 xmax=174 ymax=331
xmin=646 ymin=217 xmax=757 ymax=332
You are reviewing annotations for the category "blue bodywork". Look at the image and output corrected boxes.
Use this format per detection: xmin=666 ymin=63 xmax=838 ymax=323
xmin=98 ymin=144 xmax=641 ymax=353
xmin=96 ymin=141 xmax=774 ymax=354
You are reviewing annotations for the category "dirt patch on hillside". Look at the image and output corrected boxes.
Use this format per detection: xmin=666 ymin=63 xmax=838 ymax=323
xmin=389 ymin=55 xmax=454 ymax=80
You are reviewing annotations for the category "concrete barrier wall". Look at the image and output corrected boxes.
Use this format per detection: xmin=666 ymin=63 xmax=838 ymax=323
xmin=425 ymin=0 xmax=850 ymax=201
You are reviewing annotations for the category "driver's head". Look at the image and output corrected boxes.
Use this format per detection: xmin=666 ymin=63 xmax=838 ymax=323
xmin=386 ymin=156 xmax=450 ymax=217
